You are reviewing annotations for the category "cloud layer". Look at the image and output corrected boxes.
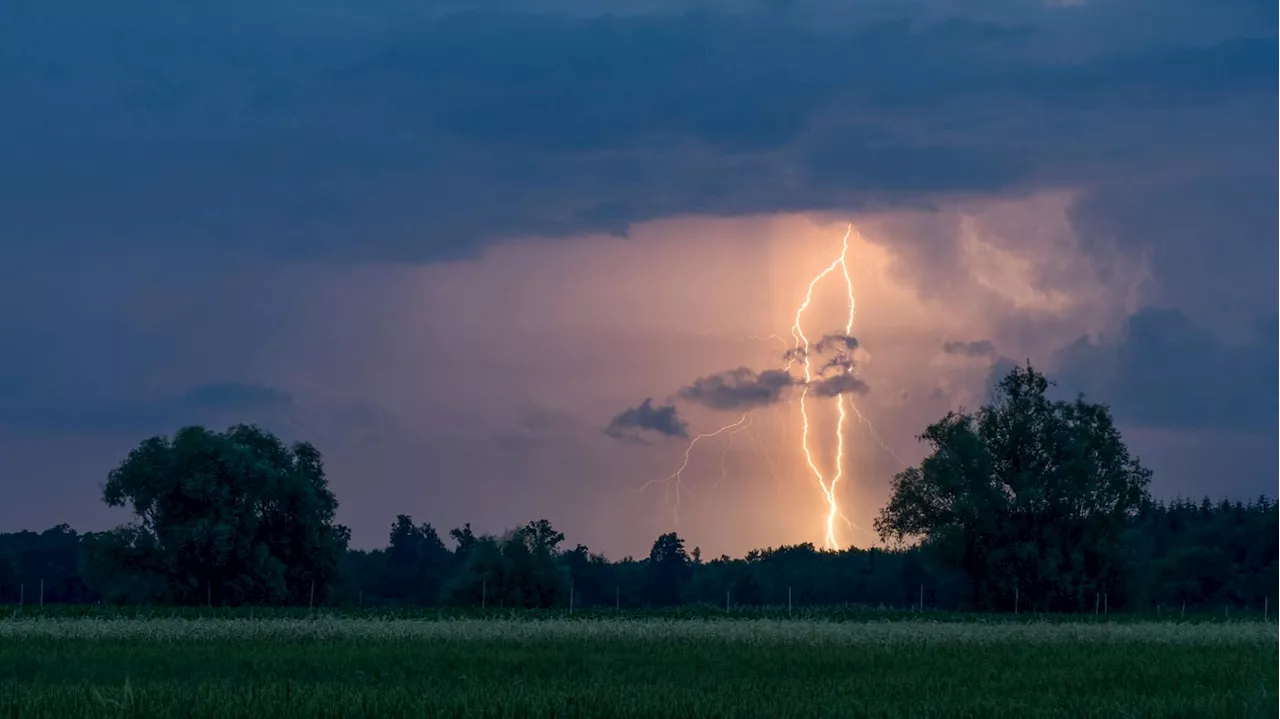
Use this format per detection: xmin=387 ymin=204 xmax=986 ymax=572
xmin=605 ymin=399 xmax=689 ymax=442
xmin=678 ymin=368 xmax=798 ymax=411
xmin=0 ymin=0 xmax=1274 ymax=554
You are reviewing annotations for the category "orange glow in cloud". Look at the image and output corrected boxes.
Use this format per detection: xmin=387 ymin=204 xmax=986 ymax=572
xmin=645 ymin=223 xmax=900 ymax=550
xmin=357 ymin=200 xmax=1142 ymax=557
xmin=787 ymin=225 xmax=857 ymax=550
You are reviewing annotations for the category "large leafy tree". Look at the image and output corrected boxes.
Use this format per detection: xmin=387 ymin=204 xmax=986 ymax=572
xmin=86 ymin=424 xmax=349 ymax=605
xmin=875 ymin=363 xmax=1152 ymax=611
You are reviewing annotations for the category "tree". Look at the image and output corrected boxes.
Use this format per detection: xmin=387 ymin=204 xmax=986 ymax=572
xmin=875 ymin=363 xmax=1152 ymax=611
xmin=441 ymin=520 xmax=568 ymax=608
xmin=384 ymin=515 xmax=453 ymax=603
xmin=648 ymin=532 xmax=691 ymax=606
xmin=86 ymin=424 xmax=350 ymax=605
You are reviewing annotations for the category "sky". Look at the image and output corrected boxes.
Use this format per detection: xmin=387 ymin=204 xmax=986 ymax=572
xmin=1 ymin=0 xmax=1275 ymax=558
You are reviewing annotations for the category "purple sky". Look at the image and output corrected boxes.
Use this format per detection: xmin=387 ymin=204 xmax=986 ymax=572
xmin=1 ymin=0 xmax=1275 ymax=558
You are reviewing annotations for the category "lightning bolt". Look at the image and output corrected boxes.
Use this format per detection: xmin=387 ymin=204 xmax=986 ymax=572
xmin=707 ymin=412 xmax=755 ymax=497
xmin=789 ymin=224 xmax=856 ymax=550
xmin=638 ymin=412 xmax=751 ymax=527
xmin=690 ymin=329 xmax=792 ymax=351
xmin=642 ymin=223 xmax=905 ymax=548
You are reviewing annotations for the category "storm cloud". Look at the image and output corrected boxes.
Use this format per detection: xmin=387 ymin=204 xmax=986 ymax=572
xmin=1 ymin=1 xmax=1272 ymax=265
xmin=808 ymin=374 xmax=871 ymax=399
xmin=1054 ymin=308 xmax=1277 ymax=433
xmin=678 ymin=368 xmax=798 ymax=412
xmin=604 ymin=399 xmax=689 ymax=443
xmin=0 ymin=0 xmax=1274 ymax=551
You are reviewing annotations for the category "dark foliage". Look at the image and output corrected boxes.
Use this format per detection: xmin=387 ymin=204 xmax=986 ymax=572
xmin=0 ymin=370 xmax=1274 ymax=612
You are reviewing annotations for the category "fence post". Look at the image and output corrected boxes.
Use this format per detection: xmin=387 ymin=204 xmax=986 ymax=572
xmin=1104 ymin=593 xmax=1108 ymax=616
xmin=1014 ymin=587 xmax=1019 ymax=615
xmin=1180 ymin=601 xmax=1185 ymax=619
xmin=482 ymin=580 xmax=487 ymax=609
xmin=788 ymin=587 xmax=792 ymax=617
xmin=1265 ymin=597 xmax=1268 ymax=620
xmin=725 ymin=589 xmax=730 ymax=613
xmin=309 ymin=580 xmax=315 ymax=612
xmin=1095 ymin=593 xmax=1100 ymax=615
xmin=569 ymin=583 xmax=575 ymax=615
xmin=918 ymin=584 xmax=924 ymax=612
xmin=19 ymin=584 xmax=23 ymax=607
xmin=39 ymin=579 xmax=43 ymax=607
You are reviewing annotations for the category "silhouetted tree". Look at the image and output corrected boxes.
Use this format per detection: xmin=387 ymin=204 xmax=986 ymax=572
xmin=648 ymin=532 xmax=691 ymax=606
xmin=876 ymin=363 xmax=1152 ymax=611
xmin=382 ymin=515 xmax=453 ymax=603
xmin=84 ymin=424 xmax=349 ymax=605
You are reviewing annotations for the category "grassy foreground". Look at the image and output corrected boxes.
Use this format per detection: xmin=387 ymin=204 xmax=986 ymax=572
xmin=0 ymin=617 xmax=1274 ymax=718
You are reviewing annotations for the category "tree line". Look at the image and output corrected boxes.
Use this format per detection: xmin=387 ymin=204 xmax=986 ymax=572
xmin=1 ymin=365 xmax=1274 ymax=613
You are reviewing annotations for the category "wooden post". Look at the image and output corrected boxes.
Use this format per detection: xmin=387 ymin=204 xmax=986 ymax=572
xmin=1014 ymin=587 xmax=1019 ymax=615
xmin=1104 ymin=593 xmax=1108 ymax=616
xmin=788 ymin=587 xmax=792 ymax=617
xmin=309 ymin=580 xmax=315 ymax=612
xmin=918 ymin=584 xmax=924 ymax=612
xmin=1181 ymin=601 xmax=1185 ymax=619
xmin=569 ymin=583 xmax=575 ymax=615
xmin=1265 ymin=597 xmax=1268 ymax=620
xmin=18 ymin=584 xmax=23 ymax=607
xmin=725 ymin=589 xmax=730 ymax=613
xmin=615 ymin=585 xmax=620 ymax=611
xmin=481 ymin=580 xmax=487 ymax=609
xmin=207 ymin=582 xmax=212 ymax=607
xmin=39 ymin=579 xmax=43 ymax=607
xmin=1095 ymin=593 xmax=1100 ymax=615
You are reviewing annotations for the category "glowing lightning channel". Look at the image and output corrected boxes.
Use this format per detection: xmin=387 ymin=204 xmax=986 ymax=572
xmin=639 ymin=412 xmax=751 ymax=527
xmin=640 ymin=223 xmax=905 ymax=547
xmin=707 ymin=412 xmax=755 ymax=497
xmin=790 ymin=224 xmax=855 ymax=551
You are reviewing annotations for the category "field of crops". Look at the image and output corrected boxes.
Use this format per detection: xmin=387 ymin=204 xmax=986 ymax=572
xmin=0 ymin=613 xmax=1274 ymax=718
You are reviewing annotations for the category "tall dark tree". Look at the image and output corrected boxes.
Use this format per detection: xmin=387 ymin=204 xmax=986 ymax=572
xmin=85 ymin=424 xmax=349 ymax=605
xmin=384 ymin=515 xmax=453 ymax=603
xmin=648 ymin=532 xmax=691 ymax=606
xmin=876 ymin=363 xmax=1152 ymax=611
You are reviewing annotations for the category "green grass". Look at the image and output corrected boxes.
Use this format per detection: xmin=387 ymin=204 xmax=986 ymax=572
xmin=0 ymin=617 xmax=1273 ymax=718
xmin=4 ymin=602 xmax=1263 ymax=623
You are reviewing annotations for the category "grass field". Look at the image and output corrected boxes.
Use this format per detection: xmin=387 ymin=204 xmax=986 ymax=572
xmin=0 ymin=614 xmax=1274 ymax=718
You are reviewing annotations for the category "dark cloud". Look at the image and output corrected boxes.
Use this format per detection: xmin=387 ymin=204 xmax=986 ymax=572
xmin=678 ymin=367 xmax=797 ymax=412
xmin=0 ymin=0 xmax=1274 ymax=543
xmin=1068 ymin=172 xmax=1277 ymax=335
xmin=782 ymin=334 xmax=859 ymax=364
xmin=808 ymin=373 xmax=870 ymax=398
xmin=1054 ymin=308 xmax=1277 ymax=433
xmin=604 ymin=398 xmax=688 ymax=442
xmin=943 ymin=340 xmax=997 ymax=357
xmin=815 ymin=334 xmax=859 ymax=353
xmin=1 ymin=1 xmax=1271 ymax=264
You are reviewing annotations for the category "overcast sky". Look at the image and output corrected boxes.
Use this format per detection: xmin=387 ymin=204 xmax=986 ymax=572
xmin=1 ymin=0 xmax=1275 ymax=557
